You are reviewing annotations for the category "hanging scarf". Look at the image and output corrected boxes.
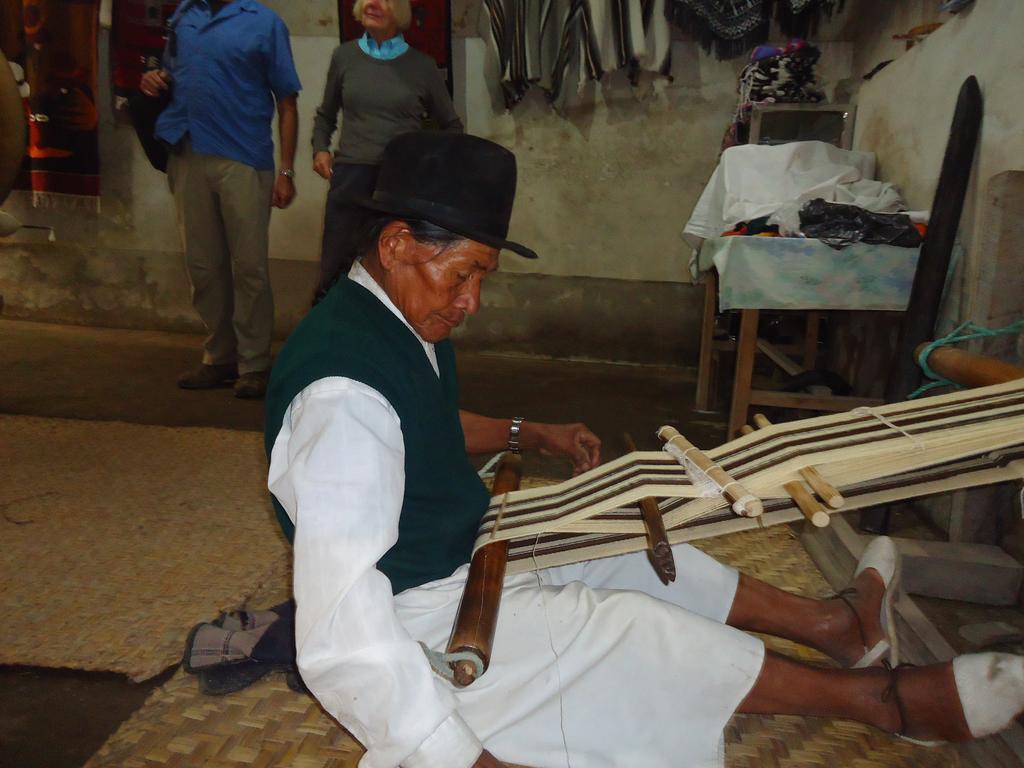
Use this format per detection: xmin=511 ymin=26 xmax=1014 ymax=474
xmin=1 ymin=0 xmax=101 ymax=208
xmin=665 ymin=0 xmax=844 ymax=59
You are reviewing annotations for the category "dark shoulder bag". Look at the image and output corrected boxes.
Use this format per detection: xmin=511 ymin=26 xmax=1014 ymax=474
xmin=127 ymin=0 xmax=196 ymax=173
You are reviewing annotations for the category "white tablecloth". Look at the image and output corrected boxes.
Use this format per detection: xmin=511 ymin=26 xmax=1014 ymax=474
xmin=699 ymin=236 xmax=919 ymax=311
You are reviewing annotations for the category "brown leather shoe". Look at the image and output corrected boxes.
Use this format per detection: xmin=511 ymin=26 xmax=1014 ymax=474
xmin=177 ymin=363 xmax=239 ymax=390
xmin=234 ymin=370 xmax=269 ymax=400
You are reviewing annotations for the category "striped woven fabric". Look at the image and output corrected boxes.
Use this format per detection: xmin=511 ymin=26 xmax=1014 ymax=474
xmin=473 ymin=379 xmax=1024 ymax=573
xmin=481 ymin=0 xmax=671 ymax=107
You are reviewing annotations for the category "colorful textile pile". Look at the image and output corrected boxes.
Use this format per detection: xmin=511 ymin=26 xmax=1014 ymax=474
xmin=338 ymin=0 xmax=451 ymax=91
xmin=0 ymin=0 xmax=101 ymax=207
xmin=725 ymin=38 xmax=823 ymax=148
xmin=481 ymin=0 xmax=671 ymax=109
xmin=664 ymin=0 xmax=843 ymax=59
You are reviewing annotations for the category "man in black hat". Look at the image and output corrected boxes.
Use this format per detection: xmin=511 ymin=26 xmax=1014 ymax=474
xmin=263 ymin=132 xmax=1022 ymax=768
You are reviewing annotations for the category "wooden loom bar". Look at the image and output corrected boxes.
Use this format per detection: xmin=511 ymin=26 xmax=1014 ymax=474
xmin=469 ymin=382 xmax=1024 ymax=548
xmin=784 ymin=480 xmax=830 ymax=527
xmin=623 ymin=434 xmax=676 ymax=584
xmin=915 ymin=343 xmax=1024 ymax=388
xmin=799 ymin=466 xmax=845 ymax=509
xmin=657 ymin=425 xmax=763 ymax=517
xmin=446 ymin=452 xmax=523 ymax=687
xmin=480 ymin=382 xmax=1024 ymax=574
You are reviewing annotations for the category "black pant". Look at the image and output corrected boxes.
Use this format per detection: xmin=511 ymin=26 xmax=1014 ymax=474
xmin=317 ymin=162 xmax=380 ymax=298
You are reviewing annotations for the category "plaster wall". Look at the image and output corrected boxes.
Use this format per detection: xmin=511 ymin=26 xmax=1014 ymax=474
xmin=852 ymin=0 xmax=1024 ymax=337
xmin=843 ymin=0 xmax=947 ymax=84
xmin=0 ymin=8 xmax=852 ymax=365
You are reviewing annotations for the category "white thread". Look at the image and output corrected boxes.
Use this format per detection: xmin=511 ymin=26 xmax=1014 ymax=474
xmin=530 ymin=535 xmax=572 ymax=768
xmin=418 ymin=642 xmax=483 ymax=683
xmin=1019 ymin=483 xmax=1024 ymax=522
xmin=681 ymin=452 xmax=720 ymax=498
xmin=853 ymin=406 xmax=926 ymax=452
xmin=478 ymin=451 xmax=506 ymax=480
xmin=490 ymin=491 xmax=511 ymax=541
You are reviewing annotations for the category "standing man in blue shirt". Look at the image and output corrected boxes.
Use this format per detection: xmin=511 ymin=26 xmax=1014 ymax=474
xmin=141 ymin=0 xmax=301 ymax=399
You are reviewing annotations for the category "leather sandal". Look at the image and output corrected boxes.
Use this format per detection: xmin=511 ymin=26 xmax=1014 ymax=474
xmin=842 ymin=536 xmax=901 ymax=668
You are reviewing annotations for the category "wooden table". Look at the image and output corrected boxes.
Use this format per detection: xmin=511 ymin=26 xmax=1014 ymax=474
xmin=693 ymin=237 xmax=920 ymax=437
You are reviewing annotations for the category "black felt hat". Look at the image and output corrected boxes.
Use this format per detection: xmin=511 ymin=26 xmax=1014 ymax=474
xmin=355 ymin=131 xmax=538 ymax=259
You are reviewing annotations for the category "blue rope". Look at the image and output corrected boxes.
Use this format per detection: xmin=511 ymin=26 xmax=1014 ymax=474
xmin=910 ymin=319 xmax=1024 ymax=399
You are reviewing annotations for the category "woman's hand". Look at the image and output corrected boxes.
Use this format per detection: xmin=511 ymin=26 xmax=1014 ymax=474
xmin=472 ymin=749 xmax=507 ymax=768
xmin=313 ymin=151 xmax=333 ymax=180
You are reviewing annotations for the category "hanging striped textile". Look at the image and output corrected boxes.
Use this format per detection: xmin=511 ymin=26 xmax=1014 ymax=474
xmin=481 ymin=0 xmax=670 ymax=108
xmin=475 ymin=379 xmax=1024 ymax=573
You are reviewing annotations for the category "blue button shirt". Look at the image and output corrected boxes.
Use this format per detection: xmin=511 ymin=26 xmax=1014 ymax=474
xmin=156 ymin=0 xmax=302 ymax=170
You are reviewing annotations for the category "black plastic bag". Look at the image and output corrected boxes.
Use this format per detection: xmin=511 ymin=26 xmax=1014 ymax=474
xmin=799 ymin=198 xmax=922 ymax=249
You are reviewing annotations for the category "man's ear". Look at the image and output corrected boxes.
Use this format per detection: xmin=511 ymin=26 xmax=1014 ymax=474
xmin=376 ymin=220 xmax=412 ymax=271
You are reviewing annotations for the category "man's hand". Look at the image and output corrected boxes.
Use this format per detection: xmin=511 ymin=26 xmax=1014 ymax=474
xmin=140 ymin=69 xmax=171 ymax=97
xmin=459 ymin=412 xmax=601 ymax=474
xmin=472 ymin=749 xmax=507 ymax=768
xmin=313 ymin=151 xmax=333 ymax=180
xmin=528 ymin=421 xmax=602 ymax=475
xmin=273 ymin=173 xmax=296 ymax=208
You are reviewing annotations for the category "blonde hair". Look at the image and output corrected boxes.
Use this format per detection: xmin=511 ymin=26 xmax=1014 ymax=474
xmin=353 ymin=0 xmax=412 ymax=32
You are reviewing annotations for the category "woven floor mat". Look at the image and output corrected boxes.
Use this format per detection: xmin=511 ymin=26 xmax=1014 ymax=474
xmin=87 ymin=523 xmax=1007 ymax=767
xmin=0 ymin=415 xmax=291 ymax=681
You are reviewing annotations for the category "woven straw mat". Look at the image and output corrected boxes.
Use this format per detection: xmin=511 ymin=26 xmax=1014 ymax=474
xmin=0 ymin=415 xmax=290 ymax=681
xmin=86 ymin=521 xmax=1005 ymax=767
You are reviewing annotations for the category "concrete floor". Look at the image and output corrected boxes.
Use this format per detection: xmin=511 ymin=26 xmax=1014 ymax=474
xmin=0 ymin=317 xmax=723 ymax=768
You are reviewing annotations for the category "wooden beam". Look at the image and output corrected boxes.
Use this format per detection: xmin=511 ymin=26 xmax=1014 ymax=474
xmin=915 ymin=344 xmax=1024 ymax=388
xmin=803 ymin=310 xmax=821 ymax=370
xmin=756 ymin=338 xmax=804 ymax=377
xmin=749 ymin=390 xmax=885 ymax=412
xmin=694 ymin=271 xmax=718 ymax=412
xmin=728 ymin=309 xmax=759 ymax=438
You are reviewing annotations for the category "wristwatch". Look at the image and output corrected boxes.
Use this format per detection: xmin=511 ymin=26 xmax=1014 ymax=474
xmin=279 ymin=168 xmax=295 ymax=180
xmin=507 ymin=416 xmax=525 ymax=453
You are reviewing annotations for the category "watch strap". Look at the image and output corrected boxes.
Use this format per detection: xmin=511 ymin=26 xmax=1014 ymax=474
xmin=507 ymin=416 xmax=525 ymax=453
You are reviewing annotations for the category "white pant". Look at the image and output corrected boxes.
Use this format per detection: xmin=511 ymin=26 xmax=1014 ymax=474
xmin=398 ymin=544 xmax=766 ymax=768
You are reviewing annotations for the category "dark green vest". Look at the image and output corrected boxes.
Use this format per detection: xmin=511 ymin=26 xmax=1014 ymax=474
xmin=264 ymin=279 xmax=492 ymax=595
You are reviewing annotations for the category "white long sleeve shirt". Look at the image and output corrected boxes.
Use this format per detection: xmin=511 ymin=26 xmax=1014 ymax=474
xmin=267 ymin=263 xmax=482 ymax=768
xmin=267 ymin=264 xmax=764 ymax=768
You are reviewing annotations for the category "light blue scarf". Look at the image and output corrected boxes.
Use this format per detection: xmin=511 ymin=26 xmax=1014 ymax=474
xmin=359 ymin=31 xmax=409 ymax=61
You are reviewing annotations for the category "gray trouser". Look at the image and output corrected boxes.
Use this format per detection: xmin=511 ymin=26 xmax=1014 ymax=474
xmin=168 ymin=145 xmax=275 ymax=374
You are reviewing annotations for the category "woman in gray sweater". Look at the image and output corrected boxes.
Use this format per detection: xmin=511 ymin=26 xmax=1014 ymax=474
xmin=311 ymin=0 xmax=463 ymax=301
